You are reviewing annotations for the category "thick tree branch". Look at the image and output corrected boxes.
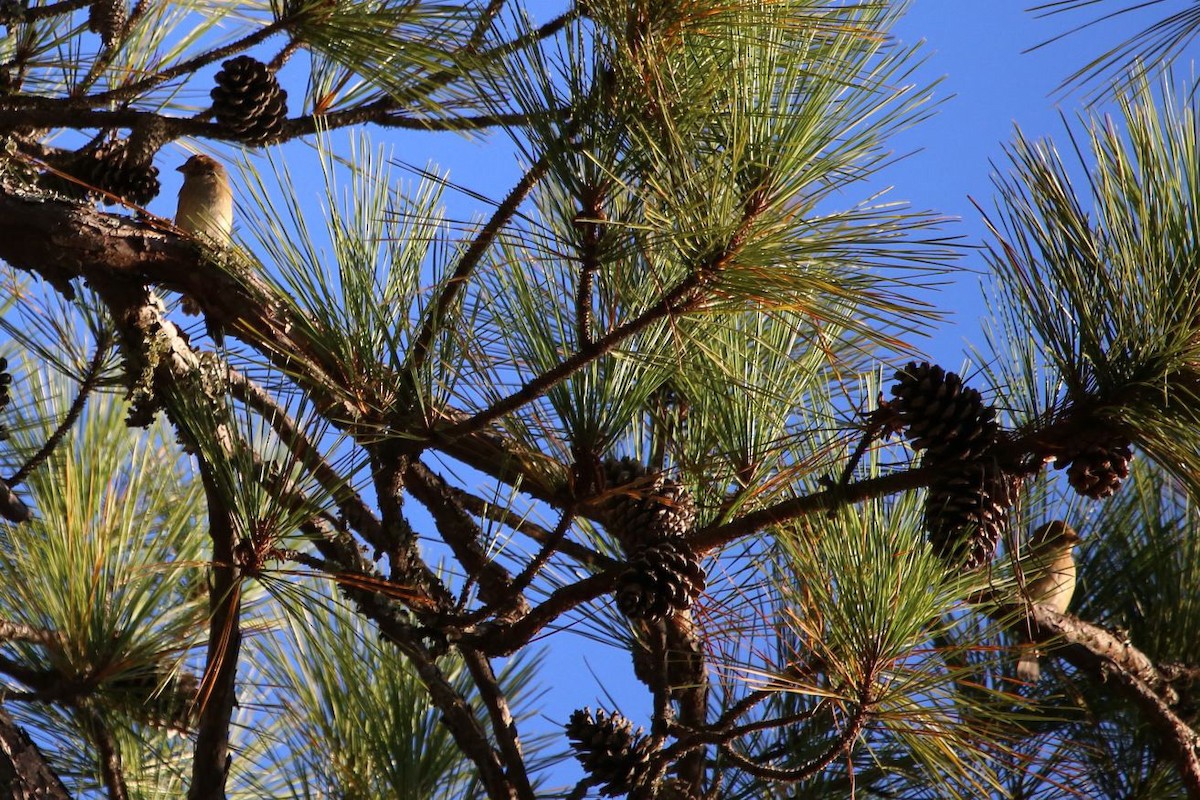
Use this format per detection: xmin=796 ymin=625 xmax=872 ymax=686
xmin=189 ymin=469 xmax=241 ymax=800
xmin=0 ymin=704 xmax=72 ymax=800
xmin=405 ymin=460 xmax=524 ymax=613
xmin=999 ymin=604 xmax=1200 ymax=796
xmin=460 ymin=649 xmax=536 ymax=800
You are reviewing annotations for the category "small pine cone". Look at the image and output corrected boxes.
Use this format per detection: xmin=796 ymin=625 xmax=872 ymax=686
xmin=211 ymin=56 xmax=289 ymax=145
xmin=1058 ymin=439 xmax=1133 ymax=499
xmin=604 ymin=455 xmax=647 ymax=488
xmin=87 ymin=0 xmax=126 ymax=46
xmin=889 ymin=361 xmax=998 ymax=462
xmin=70 ymin=140 xmax=160 ymax=205
xmin=566 ymin=707 xmax=655 ymax=797
xmin=602 ymin=457 xmax=696 ymax=551
xmin=925 ymin=460 xmax=1020 ymax=569
xmin=616 ymin=539 xmax=706 ymax=622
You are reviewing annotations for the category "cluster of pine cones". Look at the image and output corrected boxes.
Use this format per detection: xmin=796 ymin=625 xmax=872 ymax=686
xmin=561 ymin=457 xmax=706 ymax=795
xmin=65 ymin=138 xmax=161 ymax=206
xmin=887 ymin=362 xmax=1132 ymax=568
xmin=602 ymin=456 xmax=705 ymax=624
xmin=49 ymin=55 xmax=286 ymax=206
xmin=86 ymin=0 xmax=126 ymax=46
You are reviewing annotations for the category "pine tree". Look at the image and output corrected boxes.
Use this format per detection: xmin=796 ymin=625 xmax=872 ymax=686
xmin=0 ymin=1 xmax=1198 ymax=798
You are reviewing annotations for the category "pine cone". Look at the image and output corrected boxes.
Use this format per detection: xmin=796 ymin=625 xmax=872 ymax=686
xmin=925 ymin=460 xmax=1020 ymax=569
xmin=616 ymin=539 xmax=706 ymax=622
xmin=67 ymin=140 xmax=160 ymax=205
xmin=890 ymin=361 xmax=998 ymax=463
xmin=566 ymin=707 xmax=655 ymax=798
xmin=87 ymin=0 xmax=126 ymax=46
xmin=604 ymin=455 xmax=647 ymax=487
xmin=602 ymin=457 xmax=696 ymax=551
xmin=211 ymin=56 xmax=288 ymax=145
xmin=1058 ymin=439 xmax=1133 ymax=499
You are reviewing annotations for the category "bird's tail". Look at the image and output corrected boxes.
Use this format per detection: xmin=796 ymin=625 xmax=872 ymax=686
xmin=1016 ymin=645 xmax=1041 ymax=683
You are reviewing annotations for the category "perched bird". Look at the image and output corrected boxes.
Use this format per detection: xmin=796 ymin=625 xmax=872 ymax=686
xmin=175 ymin=154 xmax=232 ymax=321
xmin=1016 ymin=521 xmax=1080 ymax=683
xmin=175 ymin=154 xmax=232 ymax=246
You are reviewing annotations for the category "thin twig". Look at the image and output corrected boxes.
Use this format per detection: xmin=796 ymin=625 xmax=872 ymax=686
xmin=226 ymin=367 xmax=386 ymax=551
xmin=441 ymin=270 xmax=709 ymax=440
xmin=719 ymin=699 xmax=868 ymax=784
xmin=471 ymin=571 xmax=613 ymax=658
xmin=441 ymin=184 xmax=769 ymax=441
xmin=437 ymin=479 xmax=610 ymax=570
xmin=76 ymin=21 xmax=293 ymax=107
xmin=10 ymin=341 xmax=108 ymax=487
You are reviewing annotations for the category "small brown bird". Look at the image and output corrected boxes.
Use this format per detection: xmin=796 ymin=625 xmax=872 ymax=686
xmin=1016 ymin=521 xmax=1080 ymax=683
xmin=175 ymin=154 xmax=233 ymax=246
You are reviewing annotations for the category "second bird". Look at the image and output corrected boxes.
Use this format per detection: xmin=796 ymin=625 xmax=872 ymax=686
xmin=1016 ymin=521 xmax=1080 ymax=683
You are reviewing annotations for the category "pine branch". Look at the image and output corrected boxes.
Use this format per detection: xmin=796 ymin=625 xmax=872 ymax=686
xmin=368 ymin=449 xmax=456 ymax=614
xmin=718 ymin=698 xmax=868 ymax=784
xmin=71 ymin=19 xmax=293 ymax=108
xmin=434 ymin=479 xmax=610 ymax=570
xmin=0 ymin=620 xmax=58 ymax=646
xmin=85 ymin=711 xmax=129 ymax=800
xmin=226 ymin=367 xmax=387 ymax=550
xmin=439 ymin=184 xmax=770 ymax=440
xmin=460 ymin=648 xmax=536 ymax=800
xmin=405 ymin=459 xmax=524 ymax=613
xmin=471 ymin=571 xmax=613 ymax=658
xmin=1023 ymin=605 xmax=1200 ymax=797
xmin=692 ymin=467 xmax=937 ymax=552
xmin=189 ymin=467 xmax=241 ymax=800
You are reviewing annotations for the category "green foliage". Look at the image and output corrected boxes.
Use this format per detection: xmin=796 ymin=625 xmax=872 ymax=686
xmin=3 ymin=0 xmax=1200 ymax=797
